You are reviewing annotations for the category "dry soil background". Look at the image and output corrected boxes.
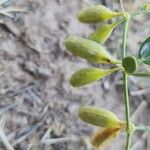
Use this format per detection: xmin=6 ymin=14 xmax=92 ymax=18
xmin=0 ymin=0 xmax=149 ymax=150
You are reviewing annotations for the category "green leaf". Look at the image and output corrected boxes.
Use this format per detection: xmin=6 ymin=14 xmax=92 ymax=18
xmin=88 ymin=18 xmax=124 ymax=44
xmin=77 ymin=5 xmax=123 ymax=23
xmin=65 ymin=36 xmax=120 ymax=64
xmin=139 ymin=36 xmax=150 ymax=65
xmin=122 ymin=56 xmax=138 ymax=74
xmin=70 ymin=67 xmax=120 ymax=87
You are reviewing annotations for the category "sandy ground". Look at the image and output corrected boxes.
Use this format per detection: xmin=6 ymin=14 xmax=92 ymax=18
xmin=0 ymin=0 xmax=149 ymax=150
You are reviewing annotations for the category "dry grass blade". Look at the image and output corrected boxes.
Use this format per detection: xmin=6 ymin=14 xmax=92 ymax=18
xmin=119 ymin=0 xmax=125 ymax=16
xmin=0 ymin=7 xmax=27 ymax=17
xmin=131 ymin=132 xmax=148 ymax=150
xmin=40 ymin=128 xmax=52 ymax=142
xmin=80 ymin=0 xmax=96 ymax=6
xmin=0 ymin=7 xmax=27 ymax=12
xmin=0 ymin=0 xmax=8 ymax=6
xmin=15 ymin=123 xmax=43 ymax=145
xmin=0 ymin=115 xmax=15 ymax=150
xmin=147 ymin=133 xmax=150 ymax=150
xmin=131 ymin=101 xmax=147 ymax=122
xmin=0 ymin=103 xmax=18 ymax=116
xmin=42 ymin=137 xmax=78 ymax=145
xmin=130 ymin=87 xmax=150 ymax=96
xmin=0 ymin=115 xmax=6 ymax=128
xmin=0 ymin=0 xmax=27 ymax=17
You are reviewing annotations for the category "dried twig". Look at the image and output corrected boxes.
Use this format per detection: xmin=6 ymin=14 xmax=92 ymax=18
xmin=131 ymin=132 xmax=148 ymax=150
xmin=130 ymin=88 xmax=150 ymax=96
xmin=40 ymin=128 xmax=52 ymax=143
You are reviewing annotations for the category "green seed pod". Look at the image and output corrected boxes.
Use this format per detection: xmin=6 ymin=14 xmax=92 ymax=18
xmin=70 ymin=67 xmax=120 ymax=87
xmin=88 ymin=18 xmax=124 ymax=44
xmin=91 ymin=127 xmax=121 ymax=149
xmin=65 ymin=36 xmax=120 ymax=64
xmin=77 ymin=5 xmax=122 ymax=23
xmin=122 ymin=56 xmax=138 ymax=74
xmin=79 ymin=106 xmax=124 ymax=128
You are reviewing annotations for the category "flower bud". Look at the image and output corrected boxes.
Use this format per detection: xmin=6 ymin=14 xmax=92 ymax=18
xmin=65 ymin=36 xmax=120 ymax=64
xmin=79 ymin=106 xmax=125 ymax=128
xmin=89 ymin=18 xmax=124 ymax=44
xmin=77 ymin=5 xmax=123 ymax=23
xmin=91 ymin=127 xmax=121 ymax=149
xmin=70 ymin=67 xmax=120 ymax=87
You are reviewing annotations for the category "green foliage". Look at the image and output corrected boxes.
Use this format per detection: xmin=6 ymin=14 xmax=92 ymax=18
xmin=122 ymin=56 xmax=138 ymax=74
xmin=139 ymin=36 xmax=150 ymax=65
xmin=65 ymin=3 xmax=150 ymax=150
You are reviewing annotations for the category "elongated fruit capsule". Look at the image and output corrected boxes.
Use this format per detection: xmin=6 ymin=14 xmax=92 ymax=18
xmin=79 ymin=106 xmax=125 ymax=128
xmin=89 ymin=18 xmax=124 ymax=44
xmin=70 ymin=67 xmax=120 ymax=87
xmin=77 ymin=5 xmax=123 ymax=23
xmin=65 ymin=36 xmax=120 ymax=64
xmin=91 ymin=127 xmax=121 ymax=149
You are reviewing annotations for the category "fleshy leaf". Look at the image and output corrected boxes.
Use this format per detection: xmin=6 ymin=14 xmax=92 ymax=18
xmin=89 ymin=18 xmax=124 ymax=44
xmin=79 ymin=106 xmax=125 ymax=128
xmin=139 ymin=36 xmax=150 ymax=65
xmin=77 ymin=5 xmax=123 ymax=23
xmin=65 ymin=36 xmax=120 ymax=64
xmin=122 ymin=56 xmax=138 ymax=74
xmin=70 ymin=67 xmax=120 ymax=87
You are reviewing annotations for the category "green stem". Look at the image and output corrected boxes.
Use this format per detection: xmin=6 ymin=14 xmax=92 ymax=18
xmin=122 ymin=15 xmax=129 ymax=58
xmin=131 ymin=72 xmax=150 ymax=78
xmin=123 ymin=73 xmax=132 ymax=150
xmin=112 ymin=18 xmax=125 ymax=28
xmin=122 ymin=14 xmax=132 ymax=150
xmin=135 ymin=126 xmax=150 ymax=132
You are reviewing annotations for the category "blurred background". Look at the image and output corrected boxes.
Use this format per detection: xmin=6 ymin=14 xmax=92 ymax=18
xmin=0 ymin=0 xmax=149 ymax=149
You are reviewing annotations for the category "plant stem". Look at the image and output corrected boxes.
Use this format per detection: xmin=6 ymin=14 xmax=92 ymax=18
xmin=131 ymin=72 xmax=150 ymax=78
xmin=123 ymin=73 xmax=132 ymax=150
xmin=122 ymin=14 xmax=132 ymax=150
xmin=135 ymin=126 xmax=150 ymax=132
xmin=122 ymin=16 xmax=129 ymax=58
